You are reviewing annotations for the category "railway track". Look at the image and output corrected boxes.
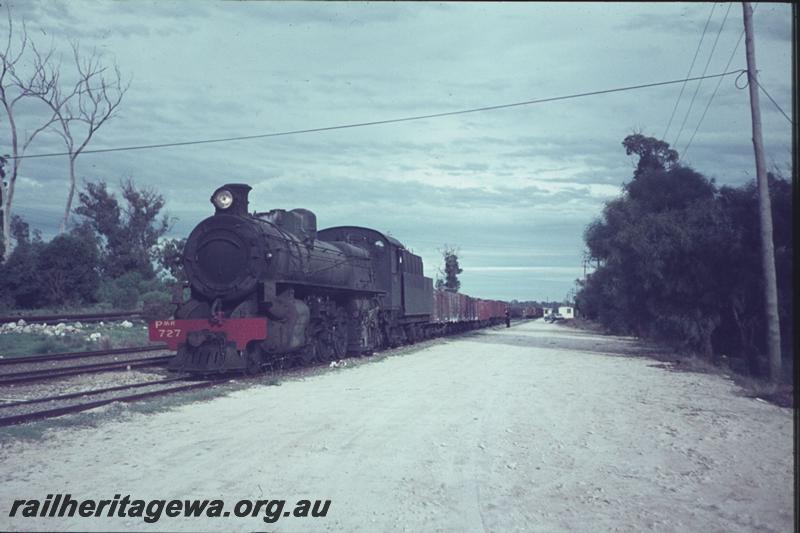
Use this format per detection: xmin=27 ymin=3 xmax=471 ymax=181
xmin=0 ymin=310 xmax=142 ymax=325
xmin=0 ymin=355 xmax=173 ymax=386
xmin=0 ymin=377 xmax=222 ymax=427
xmin=0 ymin=345 xmax=167 ymax=366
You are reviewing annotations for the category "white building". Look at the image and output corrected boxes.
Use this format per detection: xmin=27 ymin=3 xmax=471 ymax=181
xmin=558 ymin=306 xmax=574 ymax=319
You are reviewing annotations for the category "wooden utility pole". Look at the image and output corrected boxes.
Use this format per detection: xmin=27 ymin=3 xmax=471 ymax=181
xmin=742 ymin=2 xmax=782 ymax=381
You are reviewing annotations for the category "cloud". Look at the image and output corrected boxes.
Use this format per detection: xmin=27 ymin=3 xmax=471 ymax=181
xmin=3 ymin=1 xmax=793 ymax=301
xmin=16 ymin=176 xmax=45 ymax=189
xmin=468 ymin=266 xmax=582 ymax=274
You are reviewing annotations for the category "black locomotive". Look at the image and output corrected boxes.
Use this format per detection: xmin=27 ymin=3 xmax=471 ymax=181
xmin=149 ymin=183 xmax=506 ymax=374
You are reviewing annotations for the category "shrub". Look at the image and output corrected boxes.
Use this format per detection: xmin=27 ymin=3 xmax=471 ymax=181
xmin=95 ymin=272 xmax=174 ymax=311
xmin=0 ymin=241 xmax=45 ymax=308
xmin=97 ymin=276 xmax=141 ymax=310
xmin=141 ymin=290 xmax=174 ymax=321
xmin=38 ymin=233 xmax=100 ymax=306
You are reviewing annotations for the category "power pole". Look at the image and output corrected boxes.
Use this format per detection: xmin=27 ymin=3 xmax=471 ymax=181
xmin=742 ymin=2 xmax=782 ymax=381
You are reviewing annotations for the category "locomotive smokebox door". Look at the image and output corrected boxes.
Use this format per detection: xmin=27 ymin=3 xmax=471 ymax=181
xmin=211 ymin=183 xmax=251 ymax=216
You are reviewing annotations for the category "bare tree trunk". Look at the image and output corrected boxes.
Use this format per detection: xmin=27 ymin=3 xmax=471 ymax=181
xmin=742 ymin=2 xmax=782 ymax=382
xmin=1 ymin=194 xmax=10 ymax=261
xmin=1 ymin=159 xmax=20 ymax=262
xmin=1 ymin=100 xmax=19 ymax=262
xmin=60 ymin=156 xmax=77 ymax=234
xmin=2 ymin=10 xmax=61 ymax=262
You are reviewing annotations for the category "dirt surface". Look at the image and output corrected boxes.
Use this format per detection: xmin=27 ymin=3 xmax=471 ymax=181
xmin=0 ymin=320 xmax=794 ymax=532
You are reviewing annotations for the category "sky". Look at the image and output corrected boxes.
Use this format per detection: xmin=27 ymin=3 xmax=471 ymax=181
xmin=2 ymin=1 xmax=794 ymax=302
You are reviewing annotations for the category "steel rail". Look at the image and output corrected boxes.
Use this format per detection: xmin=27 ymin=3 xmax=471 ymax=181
xmin=0 ymin=377 xmax=188 ymax=408
xmin=0 ymin=356 xmax=172 ymax=386
xmin=0 ymin=345 xmax=168 ymax=366
xmin=0 ymin=380 xmax=221 ymax=427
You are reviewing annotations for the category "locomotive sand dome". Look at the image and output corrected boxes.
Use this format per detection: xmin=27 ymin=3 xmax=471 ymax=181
xmin=149 ymin=183 xmax=508 ymax=374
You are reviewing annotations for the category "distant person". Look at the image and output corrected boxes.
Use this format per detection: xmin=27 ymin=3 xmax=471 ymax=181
xmin=505 ymin=308 xmax=511 ymax=328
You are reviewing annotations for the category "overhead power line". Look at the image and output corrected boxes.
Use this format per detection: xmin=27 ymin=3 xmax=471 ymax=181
xmin=673 ymin=2 xmax=734 ymax=148
xmin=753 ymin=78 xmax=794 ymax=125
xmin=12 ymin=70 xmax=745 ymax=161
xmin=682 ymin=3 xmax=765 ymax=157
xmin=662 ymin=2 xmax=718 ymax=141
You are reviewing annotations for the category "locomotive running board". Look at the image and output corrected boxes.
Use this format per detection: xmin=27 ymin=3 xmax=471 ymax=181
xmin=273 ymin=279 xmax=385 ymax=295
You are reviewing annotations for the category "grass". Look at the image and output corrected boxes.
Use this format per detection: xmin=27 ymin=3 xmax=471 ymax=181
xmin=0 ymin=303 xmax=139 ymax=318
xmin=562 ymin=317 xmax=794 ymax=408
xmin=0 ymin=319 xmax=153 ymax=357
xmin=560 ymin=317 xmax=610 ymax=334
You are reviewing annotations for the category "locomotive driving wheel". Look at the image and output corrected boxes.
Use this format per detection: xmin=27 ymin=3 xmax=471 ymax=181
xmin=330 ymin=306 xmax=349 ymax=360
xmin=244 ymin=342 xmax=264 ymax=375
xmin=302 ymin=342 xmax=320 ymax=365
xmin=304 ymin=320 xmax=325 ymax=365
xmin=306 ymin=306 xmax=349 ymax=363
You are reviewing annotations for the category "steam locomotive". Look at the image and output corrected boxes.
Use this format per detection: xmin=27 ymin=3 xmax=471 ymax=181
xmin=149 ymin=183 xmax=507 ymax=374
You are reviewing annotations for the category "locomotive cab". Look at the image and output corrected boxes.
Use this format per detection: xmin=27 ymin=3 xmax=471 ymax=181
xmin=317 ymin=227 xmax=433 ymax=322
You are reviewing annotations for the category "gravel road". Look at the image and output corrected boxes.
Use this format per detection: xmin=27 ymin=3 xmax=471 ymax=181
xmin=0 ymin=320 xmax=794 ymax=532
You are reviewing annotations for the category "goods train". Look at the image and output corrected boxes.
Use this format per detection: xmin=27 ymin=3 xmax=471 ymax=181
xmin=521 ymin=306 xmax=543 ymax=319
xmin=149 ymin=183 xmax=508 ymax=374
xmin=508 ymin=306 xmax=543 ymax=319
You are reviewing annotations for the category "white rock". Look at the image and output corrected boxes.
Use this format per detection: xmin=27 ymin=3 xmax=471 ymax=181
xmin=120 ymin=320 xmax=133 ymax=328
xmin=17 ymin=319 xmax=26 ymax=326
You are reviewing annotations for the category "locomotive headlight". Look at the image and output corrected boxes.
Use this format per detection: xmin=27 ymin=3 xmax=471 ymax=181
xmin=212 ymin=189 xmax=234 ymax=210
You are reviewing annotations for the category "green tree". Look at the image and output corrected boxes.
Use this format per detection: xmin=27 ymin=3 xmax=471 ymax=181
xmin=711 ymin=173 xmax=793 ymax=375
xmin=579 ymin=134 xmax=793 ymax=376
xmin=0 ymin=217 xmax=102 ymax=309
xmin=37 ymin=232 xmax=101 ymax=306
xmin=0 ymin=215 xmax=45 ymax=308
xmin=435 ymin=247 xmax=462 ymax=292
xmin=157 ymin=237 xmax=187 ymax=282
xmin=622 ymin=133 xmax=679 ymax=179
xmin=74 ymin=178 xmax=171 ymax=279
xmin=582 ymin=181 xmax=729 ymax=356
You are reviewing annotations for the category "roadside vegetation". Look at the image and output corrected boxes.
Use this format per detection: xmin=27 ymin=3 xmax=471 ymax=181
xmin=0 ymin=177 xmax=185 ymax=355
xmin=0 ymin=6 xmax=175 ymax=355
xmin=0 ymin=179 xmax=185 ymax=317
xmin=575 ymin=133 xmax=793 ymax=384
xmin=0 ymin=319 xmax=151 ymax=357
